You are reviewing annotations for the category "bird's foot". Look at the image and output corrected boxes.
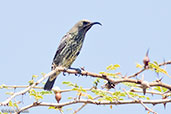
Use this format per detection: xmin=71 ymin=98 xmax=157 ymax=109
xmin=63 ymin=68 xmax=68 ymax=76
xmin=69 ymin=67 xmax=82 ymax=76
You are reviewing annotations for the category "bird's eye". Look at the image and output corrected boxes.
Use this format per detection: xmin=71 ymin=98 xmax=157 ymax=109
xmin=83 ymin=21 xmax=89 ymax=25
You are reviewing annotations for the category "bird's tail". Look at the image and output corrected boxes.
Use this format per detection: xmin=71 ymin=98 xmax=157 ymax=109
xmin=44 ymin=72 xmax=60 ymax=91
xmin=44 ymin=77 xmax=57 ymax=91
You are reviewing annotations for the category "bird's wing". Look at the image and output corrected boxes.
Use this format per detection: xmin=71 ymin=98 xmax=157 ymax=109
xmin=51 ymin=34 xmax=69 ymax=69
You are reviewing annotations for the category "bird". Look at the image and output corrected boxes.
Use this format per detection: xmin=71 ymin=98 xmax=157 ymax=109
xmin=44 ymin=20 xmax=102 ymax=90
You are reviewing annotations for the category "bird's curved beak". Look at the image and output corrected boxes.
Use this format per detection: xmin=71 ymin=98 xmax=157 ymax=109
xmin=90 ymin=22 xmax=102 ymax=26
xmin=83 ymin=21 xmax=102 ymax=32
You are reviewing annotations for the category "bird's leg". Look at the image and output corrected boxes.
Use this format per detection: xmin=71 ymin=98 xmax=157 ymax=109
xmin=69 ymin=67 xmax=82 ymax=76
xmin=63 ymin=68 xmax=68 ymax=76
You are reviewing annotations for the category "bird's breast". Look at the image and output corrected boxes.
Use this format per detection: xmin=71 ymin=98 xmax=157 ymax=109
xmin=58 ymin=40 xmax=83 ymax=68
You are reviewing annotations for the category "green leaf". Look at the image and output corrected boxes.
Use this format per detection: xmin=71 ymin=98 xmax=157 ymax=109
xmin=106 ymin=64 xmax=120 ymax=71
xmin=2 ymin=113 xmax=8 ymax=114
xmin=93 ymin=78 xmax=100 ymax=85
xmin=40 ymin=91 xmax=52 ymax=95
xmin=41 ymin=72 xmax=46 ymax=76
xmin=122 ymin=82 xmax=137 ymax=87
xmin=5 ymin=92 xmax=14 ymax=95
xmin=136 ymin=63 xmax=143 ymax=68
xmin=30 ymin=89 xmax=36 ymax=94
xmin=36 ymin=95 xmax=43 ymax=99
xmin=114 ymin=64 xmax=120 ymax=68
xmin=146 ymin=97 xmax=150 ymax=100
xmin=62 ymin=81 xmax=71 ymax=84
xmin=149 ymin=62 xmax=170 ymax=77
xmin=29 ymin=89 xmax=43 ymax=101
xmin=113 ymin=91 xmax=126 ymax=97
xmin=72 ymin=86 xmax=86 ymax=93
xmin=0 ymin=84 xmax=7 ymax=89
xmin=8 ymin=101 xmax=13 ymax=107
xmin=128 ymin=92 xmax=139 ymax=97
xmin=104 ymin=96 xmax=113 ymax=102
xmin=48 ymin=106 xmax=56 ymax=109
xmin=154 ymin=86 xmax=168 ymax=92
xmin=14 ymin=103 xmax=19 ymax=109
xmin=162 ymin=87 xmax=168 ymax=92
xmin=153 ymin=61 xmax=159 ymax=66
xmin=66 ymin=108 xmax=72 ymax=111
xmin=32 ymin=75 xmax=38 ymax=78
xmin=28 ymin=80 xmax=34 ymax=85
xmin=63 ymin=81 xmax=79 ymax=88
xmin=68 ymin=97 xmax=73 ymax=100
xmin=98 ymin=98 xmax=104 ymax=101
xmin=99 ymin=72 xmax=119 ymax=78
xmin=154 ymin=86 xmax=162 ymax=92
xmin=80 ymin=86 xmax=86 ymax=92
xmin=139 ymin=95 xmax=145 ymax=98
xmin=48 ymin=106 xmax=61 ymax=111
xmin=87 ymin=95 xmax=93 ymax=100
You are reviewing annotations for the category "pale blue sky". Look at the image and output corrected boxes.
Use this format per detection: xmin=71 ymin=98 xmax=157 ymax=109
xmin=0 ymin=0 xmax=171 ymax=114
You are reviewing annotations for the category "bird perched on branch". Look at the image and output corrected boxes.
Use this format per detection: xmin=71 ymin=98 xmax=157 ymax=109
xmin=44 ymin=20 xmax=102 ymax=90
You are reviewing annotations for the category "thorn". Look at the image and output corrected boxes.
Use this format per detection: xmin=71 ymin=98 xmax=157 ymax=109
xmin=80 ymin=66 xmax=85 ymax=71
xmin=163 ymin=58 xmax=166 ymax=64
xmin=156 ymin=77 xmax=163 ymax=82
xmin=163 ymin=103 xmax=166 ymax=109
xmin=143 ymin=49 xmax=150 ymax=68
xmin=141 ymin=81 xmax=150 ymax=95
xmin=78 ymin=92 xmax=82 ymax=100
xmin=159 ymin=77 xmax=163 ymax=81
xmin=122 ymin=73 xmax=127 ymax=78
xmin=143 ymin=88 xmax=146 ymax=95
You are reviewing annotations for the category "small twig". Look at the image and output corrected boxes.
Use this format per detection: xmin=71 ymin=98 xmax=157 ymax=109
xmin=74 ymin=96 xmax=102 ymax=114
xmin=0 ymin=85 xmax=43 ymax=89
xmin=159 ymin=61 xmax=171 ymax=66
xmin=128 ymin=69 xmax=146 ymax=78
xmin=0 ymin=85 xmax=91 ymax=93
xmin=139 ymin=100 xmax=157 ymax=114
xmin=128 ymin=61 xmax=171 ymax=78
xmin=130 ymin=88 xmax=166 ymax=96
xmin=123 ymin=89 xmax=157 ymax=114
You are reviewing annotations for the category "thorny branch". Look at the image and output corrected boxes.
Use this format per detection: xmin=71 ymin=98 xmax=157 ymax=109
xmin=15 ymin=98 xmax=171 ymax=114
xmin=0 ymin=61 xmax=171 ymax=113
xmin=0 ymin=70 xmax=57 ymax=105
xmin=128 ymin=61 xmax=171 ymax=78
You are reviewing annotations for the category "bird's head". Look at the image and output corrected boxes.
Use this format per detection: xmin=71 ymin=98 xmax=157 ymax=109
xmin=70 ymin=19 xmax=102 ymax=34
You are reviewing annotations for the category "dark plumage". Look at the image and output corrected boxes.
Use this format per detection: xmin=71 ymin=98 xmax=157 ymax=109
xmin=44 ymin=20 xmax=101 ymax=90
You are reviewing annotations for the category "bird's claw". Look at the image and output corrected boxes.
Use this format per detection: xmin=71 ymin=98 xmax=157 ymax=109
xmin=69 ymin=67 xmax=82 ymax=77
xmin=63 ymin=68 xmax=68 ymax=76
xmin=75 ymin=68 xmax=82 ymax=76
